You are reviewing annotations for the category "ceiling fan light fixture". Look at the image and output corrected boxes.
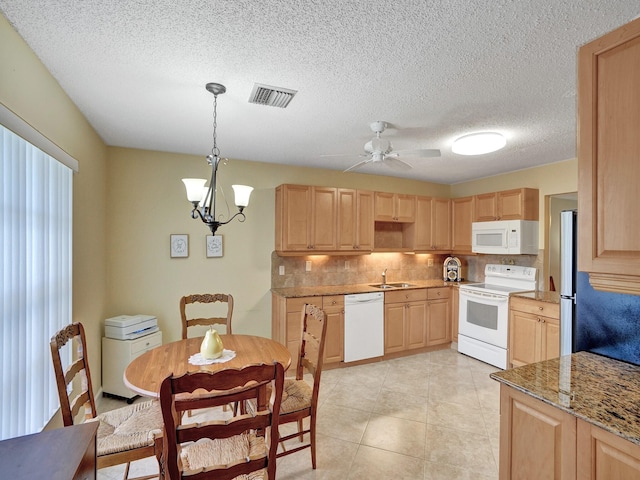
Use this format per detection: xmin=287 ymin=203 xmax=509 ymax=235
xmin=452 ymin=132 xmax=506 ymax=155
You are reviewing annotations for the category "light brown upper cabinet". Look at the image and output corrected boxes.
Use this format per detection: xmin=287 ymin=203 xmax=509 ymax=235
xmin=578 ymin=17 xmax=640 ymax=295
xmin=374 ymin=192 xmax=416 ymax=222
xmin=337 ymin=189 xmax=374 ymax=252
xmin=474 ymin=188 xmax=539 ymax=221
xmin=411 ymin=196 xmax=451 ymax=252
xmin=275 ymin=184 xmax=337 ymax=253
xmin=451 ymin=196 xmax=475 ymax=253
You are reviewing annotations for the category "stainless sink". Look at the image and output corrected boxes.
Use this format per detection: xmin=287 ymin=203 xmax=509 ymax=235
xmin=369 ymin=282 xmax=416 ymax=289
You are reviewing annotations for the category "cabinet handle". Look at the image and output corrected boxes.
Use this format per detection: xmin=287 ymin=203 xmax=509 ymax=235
xmin=538 ymin=306 xmax=543 ymax=311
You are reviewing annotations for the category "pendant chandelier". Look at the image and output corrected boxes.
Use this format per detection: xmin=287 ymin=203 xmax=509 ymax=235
xmin=182 ymin=83 xmax=253 ymax=235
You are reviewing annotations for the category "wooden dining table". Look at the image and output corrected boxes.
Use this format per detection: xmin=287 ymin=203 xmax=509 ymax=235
xmin=124 ymin=334 xmax=292 ymax=398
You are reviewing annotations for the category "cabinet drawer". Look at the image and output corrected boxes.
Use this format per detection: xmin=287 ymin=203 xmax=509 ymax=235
xmin=510 ymin=297 xmax=560 ymax=318
xmin=385 ymin=288 xmax=427 ymax=304
xmin=427 ymin=287 xmax=450 ymax=300
xmin=131 ymin=331 xmax=162 ymax=356
xmin=322 ymin=295 xmax=344 ymax=309
xmin=286 ymin=296 xmax=317 ymax=311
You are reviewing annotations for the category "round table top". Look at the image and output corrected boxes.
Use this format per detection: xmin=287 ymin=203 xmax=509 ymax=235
xmin=124 ymin=334 xmax=292 ymax=397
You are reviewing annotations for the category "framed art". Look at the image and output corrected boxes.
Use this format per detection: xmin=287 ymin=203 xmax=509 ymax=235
xmin=170 ymin=234 xmax=189 ymax=258
xmin=206 ymin=235 xmax=223 ymax=258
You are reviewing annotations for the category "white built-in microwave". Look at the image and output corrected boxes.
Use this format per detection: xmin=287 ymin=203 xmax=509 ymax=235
xmin=472 ymin=220 xmax=538 ymax=255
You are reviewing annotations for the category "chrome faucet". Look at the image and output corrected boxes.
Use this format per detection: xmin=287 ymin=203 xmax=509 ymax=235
xmin=382 ymin=268 xmax=387 ymax=285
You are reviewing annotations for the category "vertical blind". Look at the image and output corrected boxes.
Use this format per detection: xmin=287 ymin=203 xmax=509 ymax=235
xmin=0 ymin=124 xmax=73 ymax=440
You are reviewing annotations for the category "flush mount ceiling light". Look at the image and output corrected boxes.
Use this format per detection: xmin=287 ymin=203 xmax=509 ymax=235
xmin=452 ymin=132 xmax=506 ymax=155
xmin=182 ymin=83 xmax=253 ymax=235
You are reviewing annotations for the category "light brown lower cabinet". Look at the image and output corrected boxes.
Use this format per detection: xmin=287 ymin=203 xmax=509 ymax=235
xmin=500 ymin=385 xmax=576 ymax=480
xmin=384 ymin=289 xmax=428 ymax=353
xmin=500 ymin=385 xmax=640 ymax=480
xmin=322 ymin=295 xmax=344 ymax=365
xmin=426 ymin=287 xmax=451 ymax=346
xmin=508 ymin=297 xmax=559 ymax=368
xmin=577 ymin=418 xmax=640 ymax=479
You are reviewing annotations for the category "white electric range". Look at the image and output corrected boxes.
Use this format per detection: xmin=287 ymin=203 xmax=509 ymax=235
xmin=458 ymin=264 xmax=537 ymax=369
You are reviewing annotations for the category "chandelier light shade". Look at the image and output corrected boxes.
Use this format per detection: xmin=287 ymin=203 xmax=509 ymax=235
xmin=182 ymin=83 xmax=253 ymax=235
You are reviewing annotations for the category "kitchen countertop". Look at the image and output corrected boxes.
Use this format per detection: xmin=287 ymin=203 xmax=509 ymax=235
xmin=272 ymin=280 xmax=470 ymax=298
xmin=511 ymin=290 xmax=560 ymax=303
xmin=491 ymin=351 xmax=640 ymax=445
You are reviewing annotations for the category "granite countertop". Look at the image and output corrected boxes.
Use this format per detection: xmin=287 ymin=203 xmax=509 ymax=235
xmin=491 ymin=351 xmax=640 ymax=445
xmin=511 ymin=290 xmax=560 ymax=304
xmin=271 ymin=280 xmax=470 ymax=298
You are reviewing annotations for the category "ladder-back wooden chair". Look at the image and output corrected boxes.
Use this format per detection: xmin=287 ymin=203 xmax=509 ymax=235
xmin=159 ymin=362 xmax=285 ymax=480
xmin=256 ymin=303 xmax=327 ymax=469
xmin=50 ymin=322 xmax=163 ymax=480
xmin=180 ymin=293 xmax=234 ymax=339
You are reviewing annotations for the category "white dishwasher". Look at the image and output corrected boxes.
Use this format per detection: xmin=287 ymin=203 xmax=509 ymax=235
xmin=344 ymin=292 xmax=384 ymax=362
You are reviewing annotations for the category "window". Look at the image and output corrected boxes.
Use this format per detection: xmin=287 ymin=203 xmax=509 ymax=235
xmin=0 ymin=121 xmax=74 ymax=440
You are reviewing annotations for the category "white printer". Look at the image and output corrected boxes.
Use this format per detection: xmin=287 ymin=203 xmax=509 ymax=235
xmin=104 ymin=314 xmax=159 ymax=340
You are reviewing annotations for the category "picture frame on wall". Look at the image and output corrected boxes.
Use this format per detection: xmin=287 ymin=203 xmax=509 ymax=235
xmin=206 ymin=235 xmax=223 ymax=258
xmin=170 ymin=234 xmax=189 ymax=258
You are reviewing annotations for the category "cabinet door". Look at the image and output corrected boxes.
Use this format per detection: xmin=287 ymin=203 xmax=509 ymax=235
xmin=577 ymin=418 xmax=640 ymax=480
xmin=323 ymin=306 xmax=344 ymax=364
xmin=474 ymin=192 xmax=498 ymax=221
xmin=578 ymin=17 xmax=640 ymax=292
xmin=508 ymin=310 xmax=541 ymax=368
xmin=396 ymin=194 xmax=416 ymax=222
xmin=426 ymin=298 xmax=450 ymax=346
xmin=384 ymin=303 xmax=406 ymax=353
xmin=413 ymin=196 xmax=433 ymax=250
xmin=543 ymin=317 xmax=560 ymax=361
xmin=431 ymin=198 xmax=451 ymax=250
xmin=356 ymin=190 xmax=374 ymax=251
xmin=279 ymin=185 xmax=312 ymax=251
xmin=374 ymin=192 xmax=396 ymax=221
xmin=337 ymin=188 xmax=357 ymax=251
xmin=311 ymin=186 xmax=337 ymax=250
xmin=498 ymin=188 xmax=538 ymax=220
xmin=406 ymin=301 xmax=427 ymax=349
xmin=500 ymin=385 xmax=576 ymax=480
xmin=451 ymin=196 xmax=474 ymax=253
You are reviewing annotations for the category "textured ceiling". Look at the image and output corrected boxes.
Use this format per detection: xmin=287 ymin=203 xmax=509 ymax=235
xmin=1 ymin=1 xmax=638 ymax=184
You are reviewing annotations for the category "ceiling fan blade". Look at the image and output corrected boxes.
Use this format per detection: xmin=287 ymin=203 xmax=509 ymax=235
xmin=384 ymin=157 xmax=413 ymax=171
xmin=395 ymin=148 xmax=441 ymax=158
xmin=343 ymin=158 xmax=373 ymax=173
xmin=320 ymin=153 xmax=362 ymax=158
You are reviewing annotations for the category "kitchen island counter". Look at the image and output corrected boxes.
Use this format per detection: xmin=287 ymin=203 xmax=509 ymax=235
xmin=491 ymin=351 xmax=640 ymax=445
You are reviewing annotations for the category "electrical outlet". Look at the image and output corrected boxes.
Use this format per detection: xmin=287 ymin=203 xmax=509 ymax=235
xmin=428 ymin=258 xmax=434 ymax=267
xmin=279 ymin=265 xmax=285 ymax=275
xmin=345 ymin=261 xmax=350 ymax=270
xmin=305 ymin=261 xmax=312 ymax=271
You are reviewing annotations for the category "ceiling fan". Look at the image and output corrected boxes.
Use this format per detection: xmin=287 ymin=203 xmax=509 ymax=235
xmin=323 ymin=121 xmax=441 ymax=172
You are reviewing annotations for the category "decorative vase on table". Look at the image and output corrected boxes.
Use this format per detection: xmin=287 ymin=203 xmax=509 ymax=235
xmin=200 ymin=327 xmax=224 ymax=359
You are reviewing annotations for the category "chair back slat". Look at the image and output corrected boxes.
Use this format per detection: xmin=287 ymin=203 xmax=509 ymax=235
xmin=180 ymin=293 xmax=233 ymax=339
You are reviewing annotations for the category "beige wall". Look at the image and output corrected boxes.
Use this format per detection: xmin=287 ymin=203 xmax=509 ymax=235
xmin=0 ymin=15 xmax=108 ymax=395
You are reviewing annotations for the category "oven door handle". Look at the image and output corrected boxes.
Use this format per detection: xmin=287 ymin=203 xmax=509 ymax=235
xmin=460 ymin=289 xmax=507 ymax=301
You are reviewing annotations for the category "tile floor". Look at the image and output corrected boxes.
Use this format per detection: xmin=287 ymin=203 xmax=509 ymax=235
xmin=97 ymin=346 xmax=501 ymax=479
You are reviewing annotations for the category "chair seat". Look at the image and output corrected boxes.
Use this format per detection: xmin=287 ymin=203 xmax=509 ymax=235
xmin=280 ymin=379 xmax=312 ymax=414
xmin=179 ymin=432 xmax=267 ymax=479
xmin=91 ymin=400 xmax=163 ymax=456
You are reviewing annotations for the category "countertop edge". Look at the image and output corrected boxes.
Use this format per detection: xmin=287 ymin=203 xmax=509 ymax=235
xmin=271 ymin=280 xmax=470 ymax=298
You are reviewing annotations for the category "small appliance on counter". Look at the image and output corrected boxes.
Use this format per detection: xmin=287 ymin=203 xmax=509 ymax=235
xmin=443 ymin=256 xmax=463 ymax=282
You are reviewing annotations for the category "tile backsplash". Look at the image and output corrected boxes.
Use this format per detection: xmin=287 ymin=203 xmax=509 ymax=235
xmin=271 ymin=251 xmax=543 ymax=289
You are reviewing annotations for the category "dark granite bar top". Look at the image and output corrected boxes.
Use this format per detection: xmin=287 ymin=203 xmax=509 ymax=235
xmin=511 ymin=290 xmax=560 ymax=303
xmin=271 ymin=280 xmax=470 ymax=298
xmin=491 ymin=351 xmax=640 ymax=445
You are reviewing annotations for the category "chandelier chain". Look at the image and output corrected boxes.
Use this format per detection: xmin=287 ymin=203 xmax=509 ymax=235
xmin=211 ymin=93 xmax=220 ymax=159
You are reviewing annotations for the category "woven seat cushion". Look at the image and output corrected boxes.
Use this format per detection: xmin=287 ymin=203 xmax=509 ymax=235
xmin=92 ymin=400 xmax=163 ymax=456
xmin=280 ymin=379 xmax=312 ymax=414
xmin=179 ymin=432 xmax=267 ymax=479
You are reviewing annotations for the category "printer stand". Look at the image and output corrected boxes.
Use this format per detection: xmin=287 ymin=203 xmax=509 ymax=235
xmin=102 ymin=331 xmax=162 ymax=402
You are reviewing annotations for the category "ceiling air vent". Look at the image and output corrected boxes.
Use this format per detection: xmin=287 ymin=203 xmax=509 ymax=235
xmin=248 ymin=83 xmax=297 ymax=108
